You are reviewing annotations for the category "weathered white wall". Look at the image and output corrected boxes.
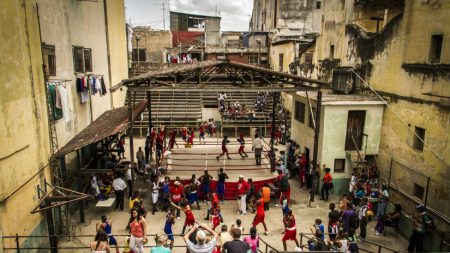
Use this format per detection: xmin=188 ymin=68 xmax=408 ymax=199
xmin=290 ymin=93 xmax=384 ymax=179
xmin=37 ymin=0 xmax=127 ymax=147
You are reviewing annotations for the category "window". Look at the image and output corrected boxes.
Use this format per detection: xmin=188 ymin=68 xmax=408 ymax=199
xmin=413 ymin=183 xmax=425 ymax=200
xmin=73 ymin=46 xmax=93 ymax=73
xmin=316 ymin=1 xmax=321 ymax=9
xmin=345 ymin=110 xmax=366 ymax=151
xmin=308 ymin=107 xmax=316 ymax=128
xmin=429 ymin=34 xmax=443 ymax=63
xmin=334 ymin=159 xmax=345 ymax=173
xmin=330 ymin=45 xmax=335 ymax=59
xmin=132 ymin=48 xmax=146 ymax=62
xmin=84 ymin=48 xmax=92 ymax=72
xmin=248 ymin=55 xmax=258 ymax=64
xmin=279 ymin=53 xmax=284 ymax=72
xmin=305 ymin=52 xmax=313 ymax=64
xmin=413 ymin=126 xmax=425 ymax=151
xmin=42 ymin=44 xmax=56 ymax=76
xmin=295 ymin=101 xmax=305 ymax=123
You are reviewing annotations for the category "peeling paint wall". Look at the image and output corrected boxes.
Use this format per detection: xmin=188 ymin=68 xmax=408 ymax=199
xmin=311 ymin=0 xmax=450 ymax=236
xmin=290 ymin=93 xmax=384 ymax=194
xmin=0 ymin=0 xmax=52 ymax=248
xmin=36 ymin=0 xmax=127 ymax=149
xmin=271 ymin=42 xmax=295 ymax=73
xmin=251 ymin=0 xmax=321 ymax=34
xmin=132 ymin=28 xmax=172 ymax=63
xmin=105 ymin=0 xmax=128 ymax=108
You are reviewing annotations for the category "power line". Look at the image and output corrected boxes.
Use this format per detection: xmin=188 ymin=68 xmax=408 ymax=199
xmin=351 ymin=69 xmax=449 ymax=168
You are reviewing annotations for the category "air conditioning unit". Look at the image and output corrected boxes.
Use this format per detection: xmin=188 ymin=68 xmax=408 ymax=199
xmin=331 ymin=67 xmax=355 ymax=94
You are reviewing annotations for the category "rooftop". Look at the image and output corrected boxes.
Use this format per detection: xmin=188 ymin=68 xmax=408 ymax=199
xmin=296 ymin=90 xmax=386 ymax=105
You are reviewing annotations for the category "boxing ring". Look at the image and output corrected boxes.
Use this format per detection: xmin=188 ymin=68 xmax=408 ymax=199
xmin=162 ymin=138 xmax=276 ymax=200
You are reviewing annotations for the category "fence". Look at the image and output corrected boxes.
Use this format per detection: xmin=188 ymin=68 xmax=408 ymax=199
xmin=3 ymin=232 xmax=400 ymax=253
xmin=386 ymin=158 xmax=450 ymax=224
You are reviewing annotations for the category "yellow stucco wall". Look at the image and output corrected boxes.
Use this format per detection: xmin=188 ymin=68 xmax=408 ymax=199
xmin=106 ymin=0 xmax=128 ymax=108
xmin=312 ymin=0 xmax=450 ymax=183
xmin=402 ymin=0 xmax=450 ymax=64
xmin=270 ymin=42 xmax=295 ymax=72
xmin=37 ymin=0 xmax=128 ymax=147
xmin=0 ymin=0 xmax=52 ymax=248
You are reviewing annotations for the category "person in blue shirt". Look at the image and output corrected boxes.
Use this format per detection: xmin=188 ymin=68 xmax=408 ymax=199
xmin=310 ymin=219 xmax=325 ymax=240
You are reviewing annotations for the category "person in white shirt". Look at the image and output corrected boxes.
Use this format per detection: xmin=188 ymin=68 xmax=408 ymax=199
xmin=218 ymin=92 xmax=227 ymax=102
xmin=184 ymin=223 xmax=218 ymax=253
xmin=112 ymin=175 xmax=127 ymax=211
xmin=252 ymin=134 xmax=264 ymax=165
xmin=126 ymin=167 xmax=133 ymax=197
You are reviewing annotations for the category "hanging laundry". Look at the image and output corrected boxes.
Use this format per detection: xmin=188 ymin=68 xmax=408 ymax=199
xmin=76 ymin=77 xmax=83 ymax=92
xmin=47 ymin=84 xmax=63 ymax=120
xmin=95 ymin=77 xmax=102 ymax=95
xmin=90 ymin=76 xmax=97 ymax=95
xmin=101 ymin=77 xmax=107 ymax=96
xmin=57 ymin=85 xmax=71 ymax=123
xmin=54 ymin=83 xmax=62 ymax=109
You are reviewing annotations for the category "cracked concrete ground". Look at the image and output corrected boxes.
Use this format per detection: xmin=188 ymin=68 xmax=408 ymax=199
xmin=61 ymin=137 xmax=409 ymax=252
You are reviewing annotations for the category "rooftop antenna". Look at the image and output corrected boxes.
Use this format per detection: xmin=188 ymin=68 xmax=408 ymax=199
xmin=162 ymin=2 xmax=166 ymax=30
xmin=215 ymin=0 xmax=218 ymax=16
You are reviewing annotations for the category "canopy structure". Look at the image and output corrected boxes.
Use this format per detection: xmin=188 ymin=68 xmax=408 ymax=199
xmin=31 ymin=184 xmax=93 ymax=213
xmin=56 ymin=100 xmax=148 ymax=156
xmin=111 ymin=59 xmax=329 ymax=92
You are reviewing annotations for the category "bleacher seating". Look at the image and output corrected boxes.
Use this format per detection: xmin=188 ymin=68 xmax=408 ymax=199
xmin=129 ymin=87 xmax=290 ymax=135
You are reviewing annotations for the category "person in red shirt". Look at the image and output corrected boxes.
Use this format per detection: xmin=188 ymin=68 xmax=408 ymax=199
xmin=282 ymin=209 xmax=299 ymax=251
xmin=299 ymin=154 xmax=307 ymax=188
xmin=276 ymin=169 xmax=291 ymax=205
xmin=237 ymin=134 xmax=248 ymax=159
xmin=210 ymin=201 xmax=221 ymax=230
xmin=180 ymin=127 xmax=187 ymax=142
xmin=170 ymin=201 xmax=196 ymax=234
xmin=170 ymin=181 xmax=184 ymax=219
xmin=237 ymin=175 xmax=249 ymax=215
xmin=321 ymin=166 xmax=333 ymax=201
xmin=198 ymin=123 xmax=206 ymax=145
xmin=252 ymin=195 xmax=269 ymax=235
xmin=187 ymin=128 xmax=195 ymax=145
xmin=168 ymin=129 xmax=178 ymax=151
xmin=216 ymin=136 xmax=231 ymax=160
xmin=204 ymin=192 xmax=223 ymax=222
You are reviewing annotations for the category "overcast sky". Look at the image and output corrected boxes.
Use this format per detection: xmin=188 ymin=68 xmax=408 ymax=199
xmin=125 ymin=0 xmax=253 ymax=31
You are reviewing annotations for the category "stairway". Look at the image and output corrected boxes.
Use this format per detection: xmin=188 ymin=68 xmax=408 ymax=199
xmin=128 ymin=88 xmax=291 ymax=136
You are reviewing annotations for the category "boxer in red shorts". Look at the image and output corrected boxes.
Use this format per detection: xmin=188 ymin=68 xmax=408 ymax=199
xmin=252 ymin=196 xmax=268 ymax=235
xmin=216 ymin=136 xmax=231 ymax=160
xmin=170 ymin=201 xmax=196 ymax=234
xmin=237 ymin=134 xmax=248 ymax=159
xmin=282 ymin=209 xmax=300 ymax=251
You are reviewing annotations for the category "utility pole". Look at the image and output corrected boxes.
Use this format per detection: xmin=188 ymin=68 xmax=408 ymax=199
xmin=309 ymin=91 xmax=322 ymax=206
xmin=162 ymin=2 xmax=166 ymax=30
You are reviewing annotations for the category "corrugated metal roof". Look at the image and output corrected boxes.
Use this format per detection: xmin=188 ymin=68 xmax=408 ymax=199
xmin=56 ymin=101 xmax=148 ymax=156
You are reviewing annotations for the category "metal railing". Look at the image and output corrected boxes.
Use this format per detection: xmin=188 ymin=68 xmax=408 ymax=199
xmin=3 ymin=231 xmax=401 ymax=252
xmin=386 ymin=158 xmax=450 ymax=224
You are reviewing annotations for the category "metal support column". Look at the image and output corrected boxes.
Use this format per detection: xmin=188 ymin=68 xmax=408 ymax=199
xmin=310 ymin=91 xmax=322 ymax=203
xmin=146 ymin=90 xmax=152 ymax=162
xmin=127 ymin=90 xmax=135 ymax=190
xmin=45 ymin=202 xmax=58 ymax=253
xmin=270 ymin=92 xmax=277 ymax=172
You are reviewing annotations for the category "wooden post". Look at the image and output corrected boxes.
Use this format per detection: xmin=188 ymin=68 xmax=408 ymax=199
xmin=147 ymin=90 xmax=152 ymax=162
xmin=127 ymin=90 xmax=135 ymax=191
xmin=270 ymin=92 xmax=277 ymax=172
xmin=310 ymin=91 xmax=322 ymax=203
xmin=45 ymin=202 xmax=58 ymax=253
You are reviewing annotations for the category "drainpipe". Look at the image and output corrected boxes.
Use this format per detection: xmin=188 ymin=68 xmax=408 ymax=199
xmin=103 ymin=0 xmax=114 ymax=108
